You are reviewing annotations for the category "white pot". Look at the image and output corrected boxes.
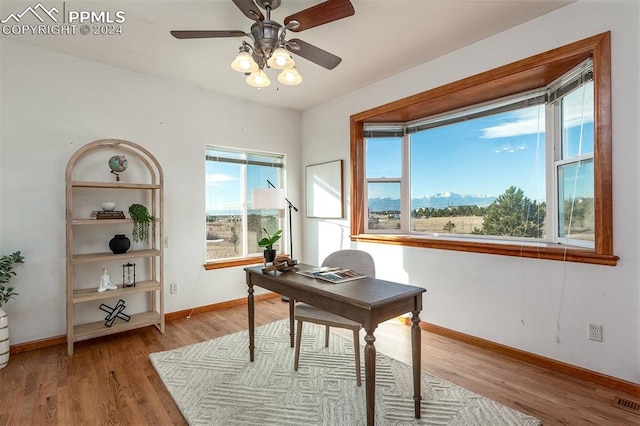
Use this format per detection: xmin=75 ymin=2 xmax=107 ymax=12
xmin=0 ymin=308 xmax=9 ymax=369
xmin=101 ymin=201 xmax=116 ymax=211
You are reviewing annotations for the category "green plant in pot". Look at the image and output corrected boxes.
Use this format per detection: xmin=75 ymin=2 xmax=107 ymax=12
xmin=1 ymin=251 xmax=24 ymax=369
xmin=258 ymin=228 xmax=282 ymax=263
xmin=0 ymin=251 xmax=24 ymax=308
xmin=128 ymin=203 xmax=156 ymax=243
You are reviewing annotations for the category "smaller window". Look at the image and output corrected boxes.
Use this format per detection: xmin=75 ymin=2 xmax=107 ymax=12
xmin=205 ymin=146 xmax=285 ymax=264
xmin=551 ymin=63 xmax=595 ymax=247
xmin=364 ymin=134 xmax=404 ymax=232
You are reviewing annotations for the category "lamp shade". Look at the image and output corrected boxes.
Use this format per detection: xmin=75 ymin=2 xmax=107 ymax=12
xmin=246 ymin=69 xmax=271 ymax=88
xmin=231 ymin=51 xmax=259 ymax=73
xmin=253 ymin=188 xmax=285 ymax=210
xmin=267 ymin=47 xmax=295 ymax=70
xmin=278 ymin=67 xmax=303 ymax=85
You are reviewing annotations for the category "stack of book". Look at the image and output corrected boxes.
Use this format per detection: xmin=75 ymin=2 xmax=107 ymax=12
xmin=91 ymin=210 xmax=126 ymax=219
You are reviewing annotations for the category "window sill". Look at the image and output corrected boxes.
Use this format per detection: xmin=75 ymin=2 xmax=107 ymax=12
xmin=204 ymin=256 xmax=264 ymax=270
xmin=351 ymin=234 xmax=619 ymax=266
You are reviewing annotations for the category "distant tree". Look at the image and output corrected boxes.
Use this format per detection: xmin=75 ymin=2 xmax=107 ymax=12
xmin=562 ymin=197 xmax=593 ymax=233
xmin=474 ymin=186 xmax=545 ymax=237
xmin=443 ymin=221 xmax=455 ymax=233
xmin=230 ymin=226 xmax=239 ymax=252
xmin=247 ymin=214 xmax=261 ymax=230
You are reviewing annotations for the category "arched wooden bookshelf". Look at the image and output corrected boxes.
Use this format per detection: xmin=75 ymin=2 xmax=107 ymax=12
xmin=65 ymin=139 xmax=164 ymax=355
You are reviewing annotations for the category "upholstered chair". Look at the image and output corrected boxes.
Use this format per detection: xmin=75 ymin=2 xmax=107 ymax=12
xmin=293 ymin=249 xmax=376 ymax=386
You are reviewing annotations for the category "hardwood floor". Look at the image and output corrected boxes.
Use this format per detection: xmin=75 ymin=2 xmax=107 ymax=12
xmin=1 ymin=297 xmax=638 ymax=425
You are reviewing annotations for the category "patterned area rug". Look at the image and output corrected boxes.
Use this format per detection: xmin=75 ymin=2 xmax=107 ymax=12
xmin=150 ymin=320 xmax=541 ymax=425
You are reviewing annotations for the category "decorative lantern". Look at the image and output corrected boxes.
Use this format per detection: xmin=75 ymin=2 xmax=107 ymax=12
xmin=122 ymin=262 xmax=136 ymax=287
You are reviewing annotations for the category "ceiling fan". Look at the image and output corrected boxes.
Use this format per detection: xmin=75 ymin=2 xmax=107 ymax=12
xmin=170 ymin=0 xmax=355 ymax=87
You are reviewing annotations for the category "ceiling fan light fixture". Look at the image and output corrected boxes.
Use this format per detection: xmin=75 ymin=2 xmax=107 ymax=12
xmin=246 ymin=68 xmax=271 ymax=88
xmin=267 ymin=47 xmax=295 ymax=70
xmin=173 ymin=0 xmax=355 ymax=89
xmin=278 ymin=66 xmax=303 ymax=85
xmin=231 ymin=50 xmax=259 ymax=73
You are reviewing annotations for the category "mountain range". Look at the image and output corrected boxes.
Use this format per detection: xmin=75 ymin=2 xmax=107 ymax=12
xmin=369 ymin=192 xmax=497 ymax=212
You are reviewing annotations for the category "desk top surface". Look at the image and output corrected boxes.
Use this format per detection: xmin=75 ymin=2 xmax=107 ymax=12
xmin=245 ymin=263 xmax=426 ymax=308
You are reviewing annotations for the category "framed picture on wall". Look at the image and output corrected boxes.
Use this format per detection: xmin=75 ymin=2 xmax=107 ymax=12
xmin=305 ymin=160 xmax=343 ymax=218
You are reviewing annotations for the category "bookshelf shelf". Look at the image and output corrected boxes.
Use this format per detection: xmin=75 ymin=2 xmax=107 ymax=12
xmin=73 ymin=311 xmax=162 ymax=343
xmin=72 ymin=280 xmax=161 ymax=303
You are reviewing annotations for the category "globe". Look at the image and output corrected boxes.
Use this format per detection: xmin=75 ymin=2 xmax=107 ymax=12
xmin=108 ymin=155 xmax=128 ymax=173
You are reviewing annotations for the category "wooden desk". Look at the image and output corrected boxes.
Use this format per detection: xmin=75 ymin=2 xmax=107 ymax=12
xmin=245 ymin=264 xmax=426 ymax=426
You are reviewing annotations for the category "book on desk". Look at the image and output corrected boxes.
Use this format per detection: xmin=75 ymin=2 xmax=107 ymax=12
xmin=297 ymin=267 xmax=366 ymax=284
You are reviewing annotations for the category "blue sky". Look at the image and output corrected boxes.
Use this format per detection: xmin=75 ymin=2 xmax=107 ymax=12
xmin=412 ymin=106 xmax=547 ymax=200
xmin=205 ymin=160 xmax=280 ymax=213
xmin=366 ymin=105 xmax=547 ymax=201
xmin=367 ymin=82 xmax=594 ymax=202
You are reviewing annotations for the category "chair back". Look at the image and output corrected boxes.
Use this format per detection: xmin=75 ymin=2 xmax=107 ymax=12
xmin=321 ymin=250 xmax=376 ymax=278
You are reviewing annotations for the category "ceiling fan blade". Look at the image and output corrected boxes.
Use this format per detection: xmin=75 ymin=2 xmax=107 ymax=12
xmin=232 ymin=0 xmax=264 ymax=21
xmin=284 ymin=0 xmax=354 ymax=32
xmin=287 ymin=39 xmax=342 ymax=70
xmin=171 ymin=30 xmax=246 ymax=39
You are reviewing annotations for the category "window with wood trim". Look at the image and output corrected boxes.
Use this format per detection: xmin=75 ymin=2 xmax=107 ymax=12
xmin=205 ymin=146 xmax=284 ymax=268
xmin=350 ymin=32 xmax=617 ymax=266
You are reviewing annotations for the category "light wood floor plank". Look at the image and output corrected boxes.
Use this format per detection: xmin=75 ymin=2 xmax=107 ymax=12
xmin=0 ymin=297 xmax=638 ymax=425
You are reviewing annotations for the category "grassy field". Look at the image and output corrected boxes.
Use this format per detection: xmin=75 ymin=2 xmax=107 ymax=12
xmin=370 ymin=215 xmax=485 ymax=234
xmin=206 ymin=215 xmax=486 ymax=260
xmin=207 ymin=214 xmax=593 ymax=260
xmin=206 ymin=220 xmax=282 ymax=261
xmin=371 ymin=215 xmax=591 ymax=242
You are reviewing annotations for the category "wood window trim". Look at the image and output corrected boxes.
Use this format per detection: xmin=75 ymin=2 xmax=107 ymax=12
xmin=350 ymin=32 xmax=618 ymax=266
xmin=204 ymin=257 xmax=264 ymax=270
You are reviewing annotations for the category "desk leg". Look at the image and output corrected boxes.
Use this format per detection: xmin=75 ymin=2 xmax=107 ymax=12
xmin=411 ymin=310 xmax=422 ymax=418
xmin=248 ymin=281 xmax=255 ymax=362
xmin=364 ymin=328 xmax=377 ymax=426
xmin=289 ymin=298 xmax=295 ymax=348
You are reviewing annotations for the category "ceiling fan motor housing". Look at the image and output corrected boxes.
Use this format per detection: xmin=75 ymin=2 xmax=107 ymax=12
xmin=251 ymin=20 xmax=282 ymax=61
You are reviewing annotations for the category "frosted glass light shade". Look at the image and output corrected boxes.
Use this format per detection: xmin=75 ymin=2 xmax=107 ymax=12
xmin=267 ymin=47 xmax=295 ymax=70
xmin=253 ymin=188 xmax=285 ymax=209
xmin=231 ymin=51 xmax=258 ymax=73
xmin=278 ymin=67 xmax=303 ymax=85
xmin=246 ymin=69 xmax=271 ymax=88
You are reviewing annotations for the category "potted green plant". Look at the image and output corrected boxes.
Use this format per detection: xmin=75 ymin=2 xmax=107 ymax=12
xmin=0 ymin=251 xmax=24 ymax=308
xmin=0 ymin=250 xmax=24 ymax=369
xmin=128 ymin=203 xmax=155 ymax=243
xmin=258 ymin=228 xmax=282 ymax=263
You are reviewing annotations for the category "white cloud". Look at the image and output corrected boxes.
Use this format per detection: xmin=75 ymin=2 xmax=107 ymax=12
xmin=481 ymin=85 xmax=594 ymax=140
xmin=563 ymin=99 xmax=594 ymax=128
xmin=206 ymin=173 xmax=236 ymax=185
xmin=481 ymin=107 xmax=545 ymax=139
xmin=206 ymin=173 xmax=238 ymax=188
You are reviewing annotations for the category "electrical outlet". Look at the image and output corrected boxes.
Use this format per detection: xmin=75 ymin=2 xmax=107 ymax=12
xmin=588 ymin=323 xmax=603 ymax=342
xmin=164 ymin=237 xmax=170 ymax=248
xmin=170 ymin=282 xmax=178 ymax=294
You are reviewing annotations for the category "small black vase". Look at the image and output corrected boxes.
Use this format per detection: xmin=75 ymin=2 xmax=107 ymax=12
xmin=264 ymin=249 xmax=276 ymax=263
xmin=109 ymin=234 xmax=131 ymax=254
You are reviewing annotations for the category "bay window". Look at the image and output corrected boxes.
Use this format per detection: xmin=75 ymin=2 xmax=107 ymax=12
xmin=350 ymin=33 xmax=616 ymax=265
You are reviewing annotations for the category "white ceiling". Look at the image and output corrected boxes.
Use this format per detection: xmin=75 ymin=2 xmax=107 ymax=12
xmin=0 ymin=0 xmax=573 ymax=111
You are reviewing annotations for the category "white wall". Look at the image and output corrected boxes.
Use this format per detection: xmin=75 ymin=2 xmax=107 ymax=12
xmin=0 ymin=40 xmax=301 ymax=344
xmin=301 ymin=0 xmax=640 ymax=383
